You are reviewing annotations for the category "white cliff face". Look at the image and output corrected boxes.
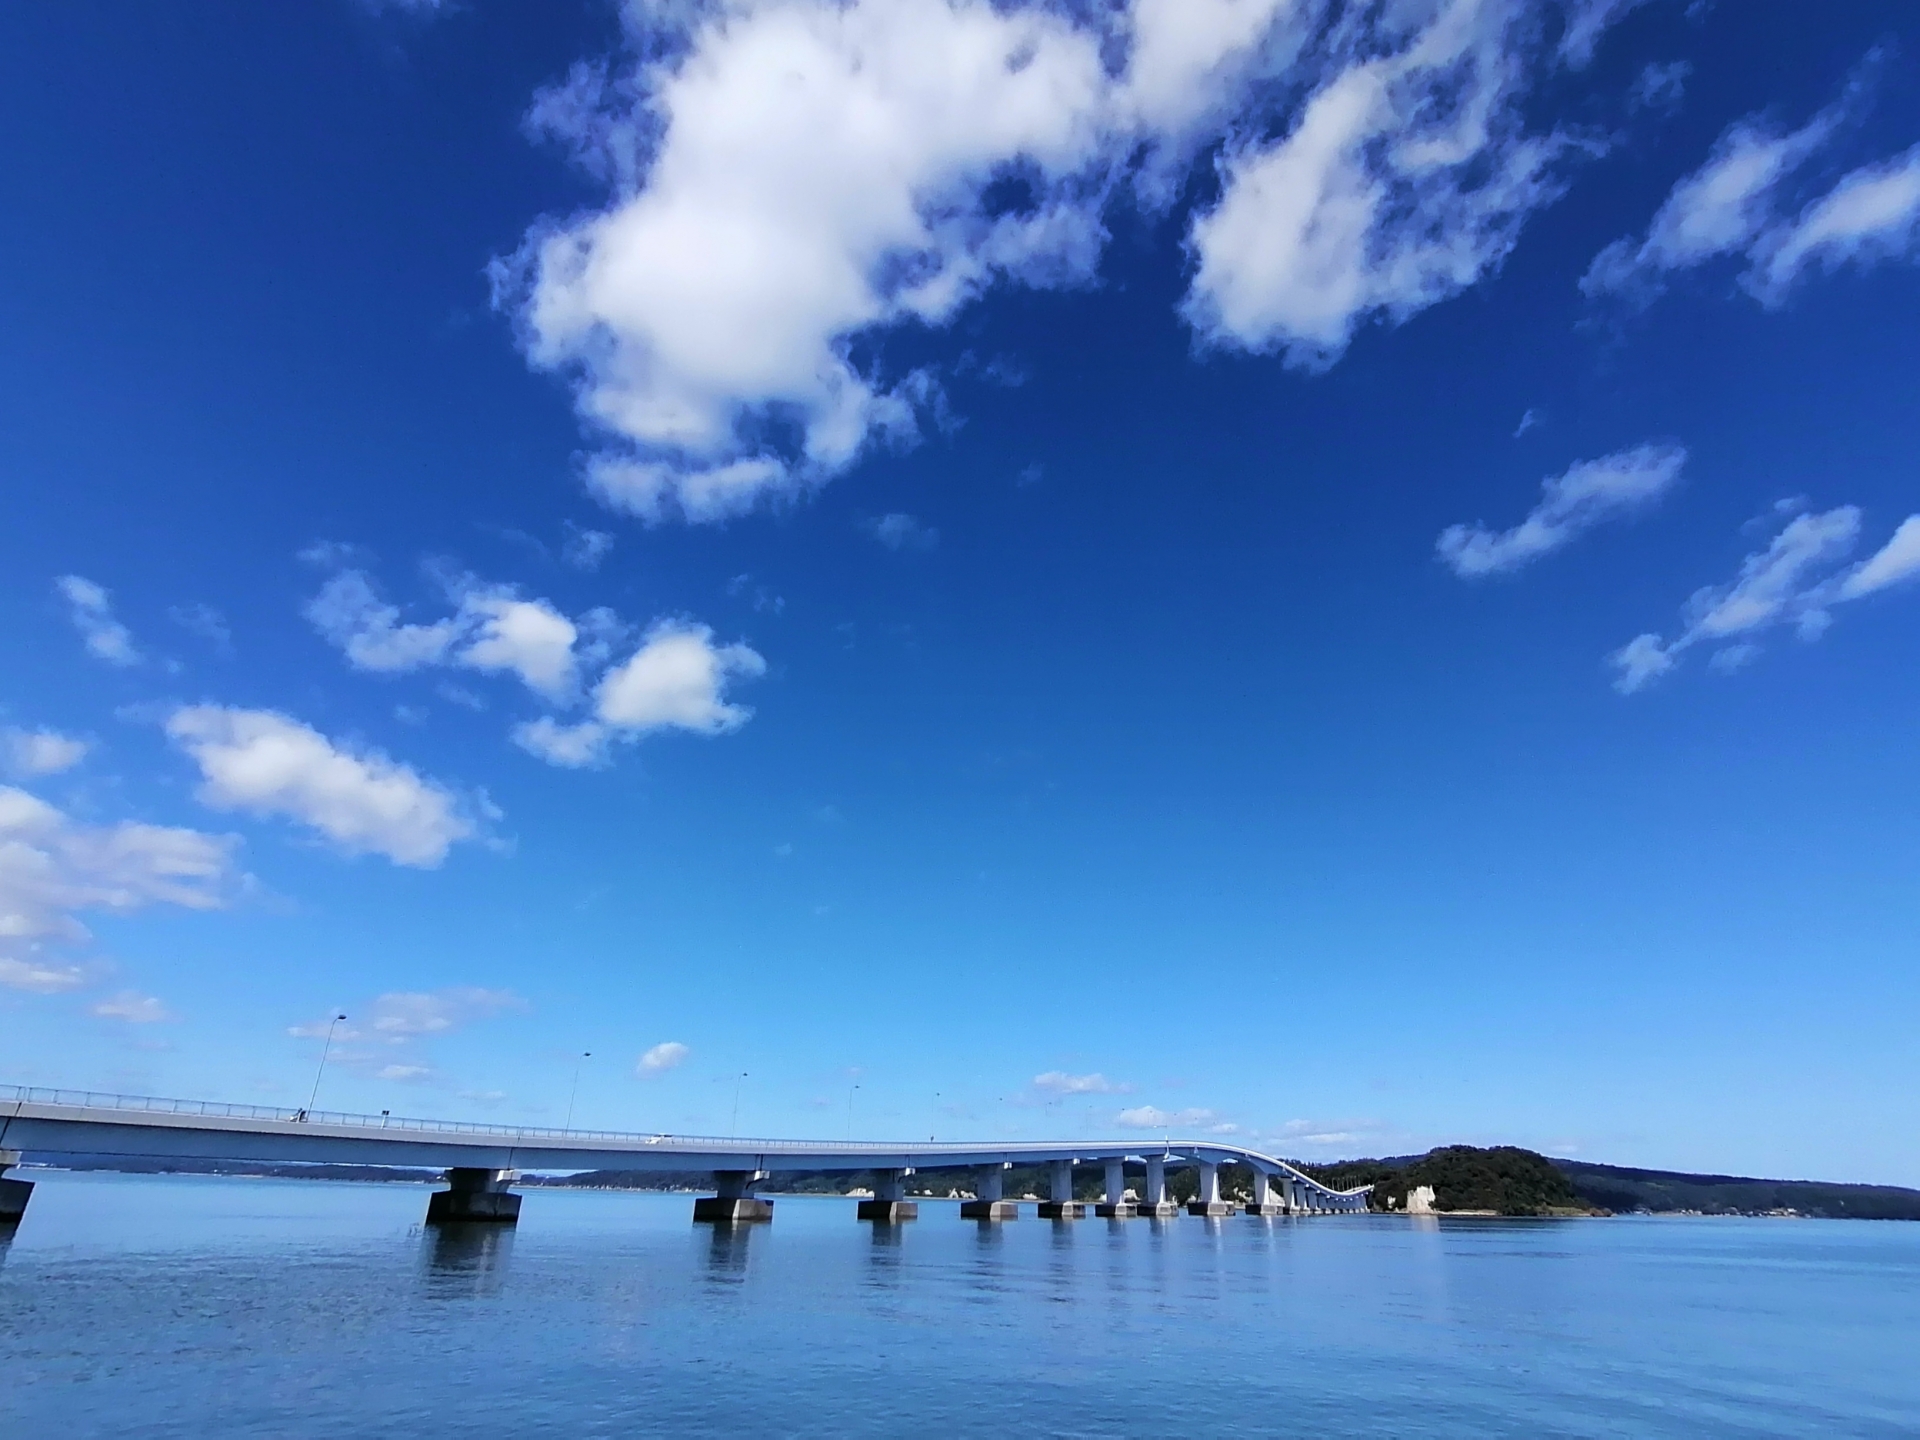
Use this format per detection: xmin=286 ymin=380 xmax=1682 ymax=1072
xmin=1406 ymin=1185 xmax=1439 ymax=1215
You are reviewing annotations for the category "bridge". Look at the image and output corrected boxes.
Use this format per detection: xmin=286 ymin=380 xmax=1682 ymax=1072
xmin=0 ymin=1086 xmax=1374 ymax=1226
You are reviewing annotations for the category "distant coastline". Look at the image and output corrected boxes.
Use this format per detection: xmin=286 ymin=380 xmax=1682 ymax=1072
xmin=22 ymin=1146 xmax=1920 ymax=1220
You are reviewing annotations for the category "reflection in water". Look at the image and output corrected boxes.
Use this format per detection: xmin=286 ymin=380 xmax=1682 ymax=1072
xmin=420 ymin=1222 xmax=516 ymax=1299
xmin=866 ymin=1218 xmax=904 ymax=1289
xmin=703 ymin=1219 xmax=756 ymax=1282
xmin=0 ymin=1221 xmax=16 ymax=1267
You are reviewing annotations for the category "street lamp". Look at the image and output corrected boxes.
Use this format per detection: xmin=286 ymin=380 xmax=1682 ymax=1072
xmin=564 ymin=1051 xmax=592 ymax=1131
xmin=730 ymin=1071 xmax=749 ymax=1140
xmin=846 ymin=1080 xmax=861 ymax=1143
xmin=304 ymin=1013 xmax=347 ymax=1120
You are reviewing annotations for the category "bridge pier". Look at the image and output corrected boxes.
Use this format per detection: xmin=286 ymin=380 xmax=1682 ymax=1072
xmin=857 ymin=1168 xmax=918 ymax=1222
xmin=1186 ymin=1160 xmax=1234 ymax=1217
xmin=1244 ymin=1168 xmax=1286 ymax=1217
xmin=0 ymin=1150 xmax=30 ymax=1226
xmin=1136 ymin=1155 xmax=1179 ymax=1217
xmin=960 ymin=1163 xmax=1017 ymax=1219
xmin=425 ymin=1167 xmax=520 ymax=1224
xmin=1037 ymin=1159 xmax=1086 ymax=1218
xmin=1095 ymin=1158 xmax=1136 ymax=1217
xmin=694 ymin=1169 xmax=773 ymax=1224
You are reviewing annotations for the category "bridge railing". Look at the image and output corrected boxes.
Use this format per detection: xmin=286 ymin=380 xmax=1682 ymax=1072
xmin=1 ymin=1084 xmax=1373 ymax=1195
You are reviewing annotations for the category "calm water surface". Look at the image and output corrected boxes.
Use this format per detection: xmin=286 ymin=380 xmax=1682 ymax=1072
xmin=2 ymin=1170 xmax=1915 ymax=1437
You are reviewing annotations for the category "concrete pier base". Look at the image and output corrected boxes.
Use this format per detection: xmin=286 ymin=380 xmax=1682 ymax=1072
xmin=425 ymin=1168 xmax=520 ymax=1225
xmin=856 ymin=1199 xmax=918 ymax=1222
xmin=694 ymin=1196 xmax=774 ymax=1223
xmin=1186 ymin=1200 xmax=1236 ymax=1217
xmin=0 ymin=1176 xmax=31 ymax=1224
xmin=960 ymin=1199 xmax=1019 ymax=1220
xmin=1038 ymin=1200 xmax=1088 ymax=1219
xmin=1134 ymin=1200 xmax=1180 ymax=1219
xmin=1095 ymin=1201 xmax=1138 ymax=1218
xmin=1242 ymin=1201 xmax=1288 ymax=1217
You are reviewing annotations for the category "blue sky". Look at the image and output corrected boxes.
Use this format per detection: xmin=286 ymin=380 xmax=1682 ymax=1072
xmin=4 ymin=1 xmax=1919 ymax=1183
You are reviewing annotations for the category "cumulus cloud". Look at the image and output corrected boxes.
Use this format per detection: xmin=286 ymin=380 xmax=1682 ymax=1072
xmin=503 ymin=0 xmax=1628 ymax=521
xmin=55 ymin=575 xmax=140 ymax=666
xmin=166 ymin=706 xmax=481 ymax=866
xmin=91 ymin=990 xmax=174 ymax=1023
xmin=1582 ymin=59 xmax=1920 ymax=307
xmin=514 ymin=621 xmax=765 ymax=768
xmin=637 ymin=1040 xmax=691 ymax=1075
xmin=366 ymin=987 xmax=525 ymax=1038
xmin=865 ymin=512 xmax=939 ymax=551
xmin=308 ymin=571 xmax=592 ymax=699
xmin=3 ymin=728 xmax=89 ymax=778
xmin=562 ymin=524 xmax=616 ymax=571
xmin=0 ymin=785 xmax=236 ymax=990
xmin=1115 ymin=1104 xmax=1218 ymax=1129
xmin=1032 ymin=1070 xmax=1126 ymax=1096
xmin=1437 ymin=442 xmax=1685 ymax=576
xmin=1610 ymin=506 xmax=1920 ymax=692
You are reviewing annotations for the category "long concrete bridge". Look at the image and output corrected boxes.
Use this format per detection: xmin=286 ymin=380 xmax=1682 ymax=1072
xmin=0 ymin=1086 xmax=1373 ymax=1226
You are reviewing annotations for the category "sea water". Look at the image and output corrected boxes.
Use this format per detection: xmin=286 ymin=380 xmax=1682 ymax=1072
xmin=2 ymin=1169 xmax=1915 ymax=1437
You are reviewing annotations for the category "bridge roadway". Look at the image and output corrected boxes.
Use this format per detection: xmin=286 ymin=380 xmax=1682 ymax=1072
xmin=0 ymin=1086 xmax=1374 ymax=1226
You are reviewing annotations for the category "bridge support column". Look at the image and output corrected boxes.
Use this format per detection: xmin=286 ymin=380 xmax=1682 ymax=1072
xmin=1136 ymin=1155 xmax=1179 ymax=1218
xmin=1186 ymin=1160 xmax=1234 ymax=1217
xmin=960 ymin=1163 xmax=1017 ymax=1219
xmin=1244 ymin=1169 xmax=1285 ymax=1216
xmin=695 ymin=1169 xmax=773 ymax=1224
xmin=0 ymin=1151 xmax=30 ymax=1226
xmin=1095 ymin=1158 xmax=1136 ymax=1217
xmin=426 ymin=1167 xmax=520 ymax=1225
xmin=1038 ymin=1159 xmax=1086 ymax=1218
xmin=857 ymin=1168 xmax=918 ymax=1223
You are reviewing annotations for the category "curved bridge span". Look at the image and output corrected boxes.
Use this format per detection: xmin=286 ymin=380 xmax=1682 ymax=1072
xmin=0 ymin=1086 xmax=1373 ymax=1226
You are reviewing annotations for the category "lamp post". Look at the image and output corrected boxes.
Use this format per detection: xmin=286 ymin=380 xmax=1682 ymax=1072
xmin=846 ymin=1080 xmax=860 ymax=1142
xmin=304 ymin=1013 xmax=347 ymax=1119
xmin=564 ymin=1051 xmax=592 ymax=1131
xmin=730 ymin=1071 xmax=748 ymax=1140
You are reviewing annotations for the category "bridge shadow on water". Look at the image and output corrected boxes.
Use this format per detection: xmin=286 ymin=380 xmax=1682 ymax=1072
xmin=417 ymin=1222 xmax=516 ymax=1299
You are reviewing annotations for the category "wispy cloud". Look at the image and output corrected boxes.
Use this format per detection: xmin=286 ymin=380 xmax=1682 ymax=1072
xmin=865 ymin=513 xmax=939 ymax=552
xmin=1033 ymin=1070 xmax=1127 ymax=1097
xmin=1438 ymin=443 xmax=1685 ymax=577
xmin=1611 ymin=507 xmax=1920 ymax=692
xmin=91 ymin=991 xmax=174 ymax=1024
xmin=0 ymin=785 xmax=236 ymax=992
xmin=55 ymin=575 xmax=140 ymax=666
xmin=1115 ymin=1104 xmax=1218 ymax=1130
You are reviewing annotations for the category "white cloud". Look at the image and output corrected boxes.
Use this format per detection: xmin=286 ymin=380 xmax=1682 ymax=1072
xmin=306 ymin=571 xmax=462 ymax=673
xmin=4 ymin=728 xmax=89 ymax=778
xmin=866 ymin=512 xmax=939 ymax=551
xmin=637 ymin=1040 xmax=691 ymax=1075
xmin=166 ymin=706 xmax=481 ymax=867
xmin=307 ymin=570 xmax=594 ymax=702
xmin=170 ymin=602 xmax=233 ymax=650
xmin=55 ymin=575 xmax=140 ymax=666
xmin=367 ymin=987 xmax=525 ymax=1039
xmin=520 ymin=620 xmax=765 ymax=768
xmin=1581 ymin=107 xmax=1839 ymax=300
xmin=1182 ymin=0 xmax=1571 ymax=368
xmin=1608 ymin=506 xmax=1920 ymax=692
xmin=562 ymin=524 xmax=615 ymax=571
xmin=0 ymin=784 xmax=236 ymax=988
xmin=1032 ymin=1070 xmax=1125 ymax=1096
xmin=508 ymin=0 xmax=1631 ymax=521
xmin=1115 ymin=1104 xmax=1218 ymax=1129
xmin=1437 ymin=442 xmax=1685 ymax=577
xmin=91 ymin=990 xmax=174 ymax=1024
xmin=377 ymin=1063 xmax=434 ymax=1082
xmin=1748 ymin=143 xmax=1920 ymax=305
xmin=1838 ymin=515 xmax=1920 ymax=600
xmin=1581 ymin=61 xmax=1920 ymax=307
xmin=505 ymin=0 xmax=1112 ymax=522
